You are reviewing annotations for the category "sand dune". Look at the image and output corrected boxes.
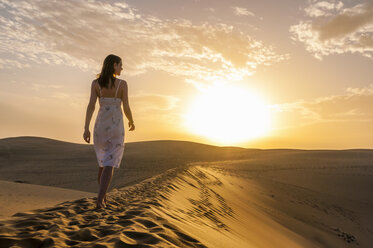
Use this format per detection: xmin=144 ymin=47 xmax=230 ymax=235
xmin=0 ymin=180 xmax=96 ymax=220
xmin=197 ymin=162 xmax=373 ymax=247
xmin=0 ymin=137 xmax=372 ymax=247
xmin=1 ymin=163 xmax=372 ymax=247
xmin=0 ymin=167 xmax=207 ymax=247
xmin=0 ymin=136 xmax=256 ymax=193
xmin=0 ymin=165 xmax=309 ymax=247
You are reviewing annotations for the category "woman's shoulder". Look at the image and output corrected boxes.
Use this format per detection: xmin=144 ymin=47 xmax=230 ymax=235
xmin=92 ymin=78 xmax=99 ymax=89
xmin=119 ymin=79 xmax=128 ymax=87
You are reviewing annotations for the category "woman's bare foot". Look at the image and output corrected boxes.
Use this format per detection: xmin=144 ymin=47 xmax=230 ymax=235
xmin=96 ymin=199 xmax=106 ymax=209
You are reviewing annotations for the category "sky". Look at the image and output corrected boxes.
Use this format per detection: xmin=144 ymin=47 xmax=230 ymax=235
xmin=1 ymin=0 xmax=373 ymax=149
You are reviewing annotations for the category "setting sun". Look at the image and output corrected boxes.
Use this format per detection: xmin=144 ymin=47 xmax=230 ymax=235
xmin=184 ymin=83 xmax=271 ymax=144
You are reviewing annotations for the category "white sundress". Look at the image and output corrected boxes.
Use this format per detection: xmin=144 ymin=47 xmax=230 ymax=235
xmin=93 ymin=79 xmax=125 ymax=169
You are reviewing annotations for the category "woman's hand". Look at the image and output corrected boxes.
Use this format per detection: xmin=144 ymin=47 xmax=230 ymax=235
xmin=83 ymin=129 xmax=91 ymax=143
xmin=129 ymin=122 xmax=135 ymax=131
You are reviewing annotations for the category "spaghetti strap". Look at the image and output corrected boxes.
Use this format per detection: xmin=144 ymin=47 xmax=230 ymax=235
xmin=115 ymin=80 xmax=121 ymax=98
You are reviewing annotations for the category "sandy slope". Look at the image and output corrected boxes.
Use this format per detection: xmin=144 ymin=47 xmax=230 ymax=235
xmin=192 ymin=162 xmax=373 ymax=247
xmin=0 ymin=180 xmax=96 ymax=220
xmin=0 ymin=166 xmax=207 ymax=247
xmin=1 ymin=161 xmax=371 ymax=247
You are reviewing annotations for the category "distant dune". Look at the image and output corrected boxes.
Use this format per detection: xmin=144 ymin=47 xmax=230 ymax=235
xmin=0 ymin=136 xmax=257 ymax=192
xmin=0 ymin=136 xmax=372 ymax=247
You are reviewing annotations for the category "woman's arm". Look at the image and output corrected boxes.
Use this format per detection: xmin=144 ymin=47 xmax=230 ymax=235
xmin=121 ymin=80 xmax=135 ymax=130
xmin=83 ymin=80 xmax=98 ymax=142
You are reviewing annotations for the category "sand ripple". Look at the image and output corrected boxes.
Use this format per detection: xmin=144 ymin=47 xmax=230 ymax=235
xmin=0 ymin=166 xmax=207 ymax=248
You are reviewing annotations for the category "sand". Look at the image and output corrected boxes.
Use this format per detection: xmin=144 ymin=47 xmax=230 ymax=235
xmin=0 ymin=137 xmax=372 ymax=247
xmin=0 ymin=136 xmax=255 ymax=193
xmin=0 ymin=180 xmax=96 ymax=220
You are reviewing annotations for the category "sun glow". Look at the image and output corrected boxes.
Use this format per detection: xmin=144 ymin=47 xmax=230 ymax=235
xmin=184 ymin=83 xmax=272 ymax=145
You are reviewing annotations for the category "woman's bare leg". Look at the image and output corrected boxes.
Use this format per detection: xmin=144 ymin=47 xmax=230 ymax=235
xmin=98 ymin=167 xmax=103 ymax=184
xmin=97 ymin=166 xmax=114 ymax=208
xmin=98 ymin=167 xmax=108 ymax=205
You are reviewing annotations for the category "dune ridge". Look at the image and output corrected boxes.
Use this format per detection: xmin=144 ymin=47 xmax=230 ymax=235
xmin=0 ymin=166 xmax=206 ymax=247
xmin=2 ymin=161 xmax=371 ymax=247
xmin=0 ymin=164 xmax=313 ymax=248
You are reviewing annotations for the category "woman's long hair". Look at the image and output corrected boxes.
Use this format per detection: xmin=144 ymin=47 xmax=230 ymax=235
xmin=96 ymin=54 xmax=122 ymax=89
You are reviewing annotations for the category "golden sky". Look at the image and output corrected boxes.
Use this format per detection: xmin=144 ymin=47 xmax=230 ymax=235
xmin=1 ymin=0 xmax=373 ymax=149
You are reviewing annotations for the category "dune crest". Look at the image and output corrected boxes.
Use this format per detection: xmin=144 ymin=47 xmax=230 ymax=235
xmin=0 ymin=163 xmax=343 ymax=247
xmin=0 ymin=167 xmax=207 ymax=247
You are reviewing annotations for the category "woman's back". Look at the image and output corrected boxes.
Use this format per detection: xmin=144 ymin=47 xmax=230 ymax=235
xmin=96 ymin=78 xmax=122 ymax=100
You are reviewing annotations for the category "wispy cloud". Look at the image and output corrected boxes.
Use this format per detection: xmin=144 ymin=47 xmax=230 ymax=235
xmin=274 ymin=84 xmax=373 ymax=130
xmin=206 ymin=7 xmax=215 ymax=13
xmin=0 ymin=0 xmax=287 ymax=87
xmin=304 ymin=1 xmax=344 ymax=17
xmin=232 ymin=6 xmax=255 ymax=17
xmin=31 ymin=83 xmax=63 ymax=91
xmin=290 ymin=0 xmax=373 ymax=59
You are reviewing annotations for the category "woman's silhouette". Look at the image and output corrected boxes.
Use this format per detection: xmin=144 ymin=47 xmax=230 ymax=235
xmin=83 ymin=54 xmax=135 ymax=209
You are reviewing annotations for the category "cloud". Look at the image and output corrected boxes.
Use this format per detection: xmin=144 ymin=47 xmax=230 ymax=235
xmin=290 ymin=1 xmax=373 ymax=59
xmin=0 ymin=57 xmax=32 ymax=69
xmin=273 ymin=84 xmax=373 ymax=130
xmin=0 ymin=0 xmax=287 ymax=87
xmin=232 ymin=6 xmax=255 ymax=17
xmin=316 ymin=3 xmax=373 ymax=40
xmin=304 ymin=1 xmax=344 ymax=17
xmin=31 ymin=83 xmax=63 ymax=91
xmin=206 ymin=7 xmax=215 ymax=13
xmin=0 ymin=0 xmax=142 ymax=71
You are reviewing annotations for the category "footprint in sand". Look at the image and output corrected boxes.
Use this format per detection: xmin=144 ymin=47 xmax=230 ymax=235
xmin=135 ymin=218 xmax=158 ymax=228
xmin=117 ymin=219 xmax=134 ymax=227
xmin=122 ymin=230 xmax=161 ymax=245
xmin=97 ymin=228 xmax=118 ymax=237
xmin=68 ymin=227 xmax=98 ymax=242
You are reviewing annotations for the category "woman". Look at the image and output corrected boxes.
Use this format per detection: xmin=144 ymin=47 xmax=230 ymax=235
xmin=83 ymin=54 xmax=135 ymax=209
